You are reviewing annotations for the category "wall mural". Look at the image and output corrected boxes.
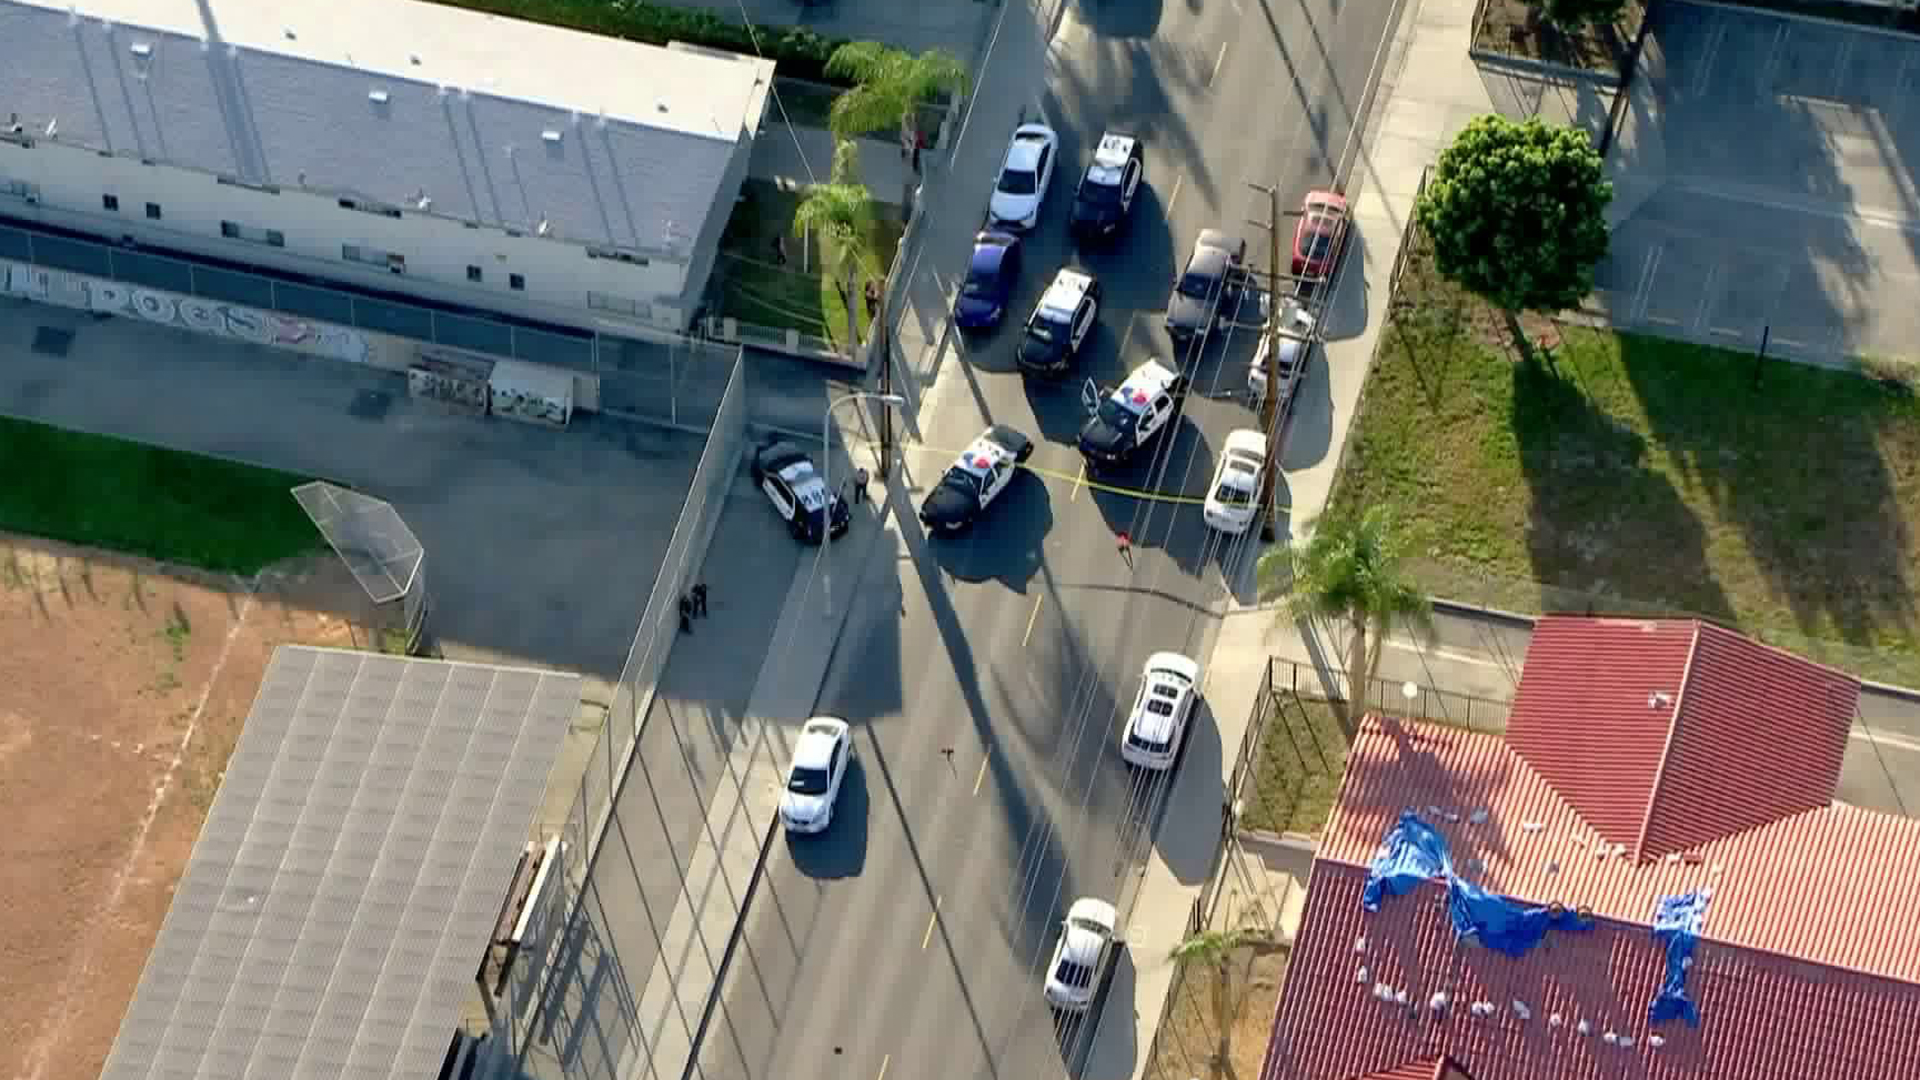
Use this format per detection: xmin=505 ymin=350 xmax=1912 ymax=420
xmin=0 ymin=258 xmax=371 ymax=364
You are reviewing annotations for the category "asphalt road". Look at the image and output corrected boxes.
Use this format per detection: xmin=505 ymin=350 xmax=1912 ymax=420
xmin=695 ymin=0 xmax=1404 ymax=1078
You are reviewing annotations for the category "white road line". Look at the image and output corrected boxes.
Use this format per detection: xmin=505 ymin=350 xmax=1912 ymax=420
xmin=1644 ymin=315 xmax=1681 ymax=326
xmin=1629 ymin=245 xmax=1661 ymax=323
xmin=1210 ymin=41 xmax=1231 ymax=87
xmin=1382 ymin=639 xmax=1506 ymax=670
xmin=1165 ymin=174 xmax=1183 ymax=218
xmin=1691 ymin=262 xmax=1720 ymax=334
xmin=1851 ymin=726 xmax=1920 ymax=756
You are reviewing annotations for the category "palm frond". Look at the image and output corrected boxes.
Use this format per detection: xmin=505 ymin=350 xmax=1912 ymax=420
xmin=825 ymin=42 xmax=968 ymax=140
xmin=1264 ymin=504 xmax=1430 ymax=638
xmin=824 ymin=40 xmax=900 ymax=85
xmin=828 ymin=83 xmax=907 ymax=141
xmin=1168 ymin=926 xmax=1261 ymax=963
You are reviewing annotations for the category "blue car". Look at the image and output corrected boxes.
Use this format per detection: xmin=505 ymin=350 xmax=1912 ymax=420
xmin=954 ymin=231 xmax=1023 ymax=330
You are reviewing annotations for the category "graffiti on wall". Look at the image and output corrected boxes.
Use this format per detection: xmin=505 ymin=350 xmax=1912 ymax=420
xmin=0 ymin=258 xmax=371 ymax=364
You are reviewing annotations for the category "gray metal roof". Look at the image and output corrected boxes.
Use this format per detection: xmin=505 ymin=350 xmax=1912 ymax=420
xmin=100 ymin=646 xmax=582 ymax=1080
xmin=0 ymin=0 xmax=774 ymax=254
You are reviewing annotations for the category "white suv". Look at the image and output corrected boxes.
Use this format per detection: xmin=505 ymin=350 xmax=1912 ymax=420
xmin=1044 ymin=897 xmax=1118 ymax=1013
xmin=1204 ymin=429 xmax=1268 ymax=535
xmin=1120 ymin=653 xmax=1201 ymax=770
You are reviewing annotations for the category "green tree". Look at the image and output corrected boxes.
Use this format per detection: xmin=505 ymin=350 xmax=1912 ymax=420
xmin=824 ymin=42 xmax=969 ymax=150
xmin=1414 ymin=115 xmax=1612 ymax=325
xmin=792 ymin=139 xmax=876 ymax=350
xmin=1257 ymin=506 xmax=1431 ymax=714
xmin=1539 ymin=0 xmax=1627 ymax=31
xmin=1168 ymin=927 xmax=1268 ymax=1068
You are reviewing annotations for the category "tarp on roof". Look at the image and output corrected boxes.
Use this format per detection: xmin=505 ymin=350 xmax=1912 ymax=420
xmin=1363 ymin=811 xmax=1591 ymax=958
xmin=1650 ymin=890 xmax=1712 ymax=1026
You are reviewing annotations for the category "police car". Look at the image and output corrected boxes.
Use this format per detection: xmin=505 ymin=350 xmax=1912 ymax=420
xmin=1076 ymin=359 xmax=1185 ymax=468
xmin=749 ymin=439 xmax=851 ymax=544
xmin=1017 ymin=268 xmax=1102 ymax=376
xmin=1070 ymin=132 xmax=1144 ymax=240
xmin=919 ymin=424 xmax=1035 ymax=533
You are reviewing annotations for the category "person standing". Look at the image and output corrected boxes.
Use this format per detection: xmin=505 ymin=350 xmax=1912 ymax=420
xmin=679 ymin=594 xmax=695 ymax=633
xmin=691 ymin=582 xmax=709 ymax=617
xmin=1116 ymin=530 xmax=1133 ymax=568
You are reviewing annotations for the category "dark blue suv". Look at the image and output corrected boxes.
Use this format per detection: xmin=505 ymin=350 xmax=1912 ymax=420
xmin=954 ymin=231 xmax=1023 ymax=330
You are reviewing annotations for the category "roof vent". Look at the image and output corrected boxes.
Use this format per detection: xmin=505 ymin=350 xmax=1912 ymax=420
xmin=44 ymin=118 xmax=58 ymax=138
xmin=1354 ymin=965 xmax=1368 ymax=983
xmin=1511 ymin=1000 xmax=1532 ymax=1021
xmin=410 ymin=53 xmax=422 ymax=65
xmin=1648 ymin=1034 xmax=1667 ymax=1048
xmin=596 ymin=109 xmax=608 ymax=129
xmin=417 ymin=196 xmax=432 ymax=211
xmin=283 ymin=27 xmax=296 ymax=40
xmin=1575 ymin=1019 xmax=1592 ymax=1036
xmin=1648 ymin=691 xmax=1673 ymax=708
xmin=656 ymin=99 xmax=669 ymax=113
xmin=368 ymin=89 xmax=390 ymax=105
xmin=1549 ymin=1013 xmax=1564 ymax=1028
xmin=536 ymin=218 xmax=551 ymax=237
xmin=129 ymin=42 xmax=152 ymax=59
xmin=1429 ymin=992 xmax=1449 ymax=1013
xmin=541 ymin=129 xmax=563 ymax=145
xmin=1353 ymin=936 xmax=1367 ymax=953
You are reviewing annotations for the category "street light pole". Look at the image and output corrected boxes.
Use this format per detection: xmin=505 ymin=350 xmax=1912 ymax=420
xmin=823 ymin=390 xmax=906 ymax=620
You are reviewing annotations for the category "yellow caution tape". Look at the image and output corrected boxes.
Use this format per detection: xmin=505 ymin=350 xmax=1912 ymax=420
xmin=844 ymin=437 xmax=1291 ymax=511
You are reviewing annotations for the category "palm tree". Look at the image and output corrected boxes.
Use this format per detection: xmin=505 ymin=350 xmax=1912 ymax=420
xmin=1168 ymin=926 xmax=1266 ymax=1070
xmin=824 ymin=42 xmax=969 ymax=158
xmin=791 ymin=139 xmax=875 ymax=350
xmin=1257 ymin=505 xmax=1431 ymax=711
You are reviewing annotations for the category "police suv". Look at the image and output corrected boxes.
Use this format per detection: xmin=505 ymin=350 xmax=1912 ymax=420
xmin=749 ymin=439 xmax=851 ymax=544
xmin=1017 ymin=268 xmax=1102 ymax=377
xmin=919 ymin=424 xmax=1035 ymax=533
xmin=1076 ymin=359 xmax=1185 ymax=468
xmin=1070 ymin=132 xmax=1144 ymax=240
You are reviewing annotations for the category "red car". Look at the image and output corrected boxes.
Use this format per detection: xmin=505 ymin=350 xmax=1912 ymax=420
xmin=1291 ymin=190 xmax=1350 ymax=282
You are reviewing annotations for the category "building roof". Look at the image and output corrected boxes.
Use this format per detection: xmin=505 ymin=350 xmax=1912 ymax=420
xmin=1264 ymin=711 xmax=1920 ymax=1080
xmin=1354 ymin=1059 xmax=1448 ymax=1080
xmin=1507 ymin=617 xmax=1858 ymax=860
xmin=0 ymin=0 xmax=773 ymax=253
xmin=101 ymin=646 xmax=582 ymax=1080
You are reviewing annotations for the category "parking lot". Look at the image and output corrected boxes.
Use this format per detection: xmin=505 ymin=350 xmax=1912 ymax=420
xmin=1595 ymin=2 xmax=1920 ymax=363
xmin=0 ymin=295 xmax=702 ymax=677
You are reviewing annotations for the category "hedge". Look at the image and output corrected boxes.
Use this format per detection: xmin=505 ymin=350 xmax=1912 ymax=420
xmin=425 ymin=0 xmax=854 ymax=85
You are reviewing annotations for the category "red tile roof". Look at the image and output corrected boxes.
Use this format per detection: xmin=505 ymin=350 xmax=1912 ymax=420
xmin=1506 ymin=618 xmax=1857 ymax=860
xmin=1263 ymin=718 xmax=1920 ymax=1080
xmin=1354 ymin=1057 xmax=1447 ymax=1080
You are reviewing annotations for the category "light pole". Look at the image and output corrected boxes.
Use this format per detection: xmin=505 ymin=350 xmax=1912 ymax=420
xmin=824 ymin=390 xmax=906 ymax=620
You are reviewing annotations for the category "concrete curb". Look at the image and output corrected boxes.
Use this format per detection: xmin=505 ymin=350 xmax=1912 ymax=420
xmin=1237 ymin=828 xmax=1321 ymax=854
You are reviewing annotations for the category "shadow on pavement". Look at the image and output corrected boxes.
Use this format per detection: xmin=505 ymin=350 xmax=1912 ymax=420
xmin=1155 ymin=699 xmax=1224 ymax=884
xmin=1074 ymin=0 xmax=1166 ymax=39
xmin=1075 ymin=182 xmax=1180 ymax=315
xmin=784 ymin=758 xmax=872 ymax=880
xmin=1277 ymin=350 xmax=1333 ymax=471
xmin=932 ymin=472 xmax=1053 ymax=591
xmin=1057 ymin=946 xmax=1136 ymax=1079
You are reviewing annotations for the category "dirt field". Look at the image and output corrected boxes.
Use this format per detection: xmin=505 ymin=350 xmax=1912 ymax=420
xmin=0 ymin=533 xmax=376 ymax=1080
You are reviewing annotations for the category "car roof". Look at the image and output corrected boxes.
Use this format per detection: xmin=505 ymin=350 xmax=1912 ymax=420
xmin=1068 ymin=897 xmax=1117 ymax=927
xmin=1038 ymin=269 xmax=1094 ymax=322
xmin=1109 ymin=359 xmax=1179 ymax=413
xmin=1146 ymin=651 xmax=1200 ymax=682
xmin=1304 ymin=189 xmax=1349 ymax=211
xmin=793 ymin=718 xmax=846 ymax=769
xmin=1197 ymin=229 xmax=1242 ymax=254
xmin=1006 ymin=125 xmax=1054 ymax=169
xmin=1224 ymin=428 xmax=1268 ymax=458
xmin=1187 ymin=241 xmax=1230 ymax=277
xmin=954 ymin=431 xmax=1016 ymax=478
xmin=758 ymin=441 xmax=808 ymax=471
xmin=970 ymin=236 xmax=1013 ymax=274
xmin=1087 ymin=132 xmax=1136 ymax=185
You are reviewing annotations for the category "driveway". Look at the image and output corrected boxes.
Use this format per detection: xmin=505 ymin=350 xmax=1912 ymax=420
xmin=1595 ymin=1 xmax=1920 ymax=364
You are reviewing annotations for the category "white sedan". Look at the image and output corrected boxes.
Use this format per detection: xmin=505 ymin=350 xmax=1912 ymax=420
xmin=1120 ymin=652 xmax=1202 ymax=770
xmin=988 ymin=123 xmax=1059 ymax=232
xmin=1044 ymin=897 xmax=1119 ymax=1013
xmin=1204 ymin=428 xmax=1268 ymax=535
xmin=780 ymin=717 xmax=852 ymax=835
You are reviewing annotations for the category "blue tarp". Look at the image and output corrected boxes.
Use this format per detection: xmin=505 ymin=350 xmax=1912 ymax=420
xmin=1362 ymin=811 xmax=1591 ymax=958
xmin=1649 ymin=890 xmax=1711 ymax=1026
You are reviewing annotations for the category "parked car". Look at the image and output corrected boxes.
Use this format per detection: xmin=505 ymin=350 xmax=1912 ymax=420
xmin=1246 ymin=301 xmax=1317 ymax=416
xmin=1069 ymin=131 xmax=1144 ymax=240
xmin=1043 ymin=897 xmax=1119 ymax=1013
xmin=1203 ymin=428 xmax=1268 ymax=535
xmin=988 ymin=123 xmax=1059 ymax=232
xmin=1119 ymin=652 xmax=1202 ymax=770
xmin=1017 ymin=269 xmax=1101 ymax=376
xmin=1291 ymin=190 xmax=1350 ymax=283
xmin=1076 ymin=359 xmax=1183 ymax=468
xmin=780 ymin=717 xmax=853 ymax=835
xmin=919 ymin=425 xmax=1035 ymax=533
xmin=1165 ymin=230 xmax=1246 ymax=348
xmin=749 ymin=439 xmax=851 ymax=543
xmin=955 ymin=231 xmax=1023 ymax=331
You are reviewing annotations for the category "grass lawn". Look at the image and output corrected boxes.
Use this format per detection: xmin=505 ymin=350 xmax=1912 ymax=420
xmin=1145 ymin=936 xmax=1290 ymax=1080
xmin=716 ymin=179 xmax=907 ymax=346
xmin=1241 ymin=695 xmax=1350 ymax=837
xmin=0 ymin=416 xmax=321 ymax=575
xmin=1334 ymin=234 xmax=1920 ymax=685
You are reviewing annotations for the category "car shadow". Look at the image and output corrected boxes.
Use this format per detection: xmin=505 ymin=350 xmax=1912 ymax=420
xmin=1073 ymin=183 xmax=1179 ymax=315
xmin=1055 ymin=945 xmax=1137 ymax=1078
xmin=1152 ymin=699 xmax=1224 ymax=884
xmin=783 ymin=756 xmax=871 ymax=880
xmin=1277 ymin=345 xmax=1333 ymax=471
xmin=1074 ymin=0 xmax=1165 ymax=39
xmin=1317 ymin=224 xmax=1371 ymax=342
xmin=931 ymin=470 xmax=1053 ymax=592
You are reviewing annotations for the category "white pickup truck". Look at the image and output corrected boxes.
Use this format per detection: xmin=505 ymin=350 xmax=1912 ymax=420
xmin=1246 ymin=298 xmax=1317 ymax=415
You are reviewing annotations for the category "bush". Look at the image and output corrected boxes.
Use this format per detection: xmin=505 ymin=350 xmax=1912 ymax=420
xmin=424 ymin=0 xmax=854 ymax=85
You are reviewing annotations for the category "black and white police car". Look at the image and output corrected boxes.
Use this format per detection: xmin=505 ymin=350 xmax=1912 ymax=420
xmin=749 ymin=439 xmax=851 ymax=544
xmin=1075 ymin=359 xmax=1185 ymax=469
xmin=1017 ymin=268 xmax=1102 ymax=377
xmin=1070 ymin=132 xmax=1144 ymax=240
xmin=919 ymin=424 xmax=1034 ymax=533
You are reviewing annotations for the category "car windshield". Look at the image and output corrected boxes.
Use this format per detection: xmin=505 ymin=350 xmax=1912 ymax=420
xmin=1214 ymin=483 xmax=1253 ymax=506
xmin=1177 ymin=271 xmax=1215 ymax=300
xmin=1096 ymin=398 xmax=1138 ymax=431
xmin=1080 ymin=180 xmax=1122 ymax=206
xmin=787 ymin=765 xmax=832 ymax=796
xmin=962 ymin=268 xmax=996 ymax=297
xmin=1027 ymin=319 xmax=1058 ymax=343
xmin=1055 ymin=958 xmax=1094 ymax=989
xmin=999 ymin=167 xmax=1038 ymax=196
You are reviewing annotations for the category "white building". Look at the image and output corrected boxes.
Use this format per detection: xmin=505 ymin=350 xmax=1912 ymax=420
xmin=0 ymin=0 xmax=774 ymax=340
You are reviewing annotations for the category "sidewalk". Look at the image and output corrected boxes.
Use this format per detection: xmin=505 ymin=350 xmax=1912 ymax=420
xmin=1082 ymin=0 xmax=1520 ymax=1075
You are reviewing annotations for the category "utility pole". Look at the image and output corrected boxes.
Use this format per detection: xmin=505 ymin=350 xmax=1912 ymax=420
xmin=1245 ymin=181 xmax=1288 ymax=543
xmin=877 ymin=313 xmax=894 ymax=480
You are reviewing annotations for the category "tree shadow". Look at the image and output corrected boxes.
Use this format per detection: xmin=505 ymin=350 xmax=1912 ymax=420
xmin=1075 ymin=182 xmax=1180 ymax=314
xmin=784 ymin=758 xmax=871 ymax=880
xmin=1615 ymin=333 xmax=1917 ymax=647
xmin=1508 ymin=351 xmax=1736 ymax=626
xmin=1074 ymin=0 xmax=1166 ymax=39
xmin=1042 ymin=35 xmax=1219 ymax=210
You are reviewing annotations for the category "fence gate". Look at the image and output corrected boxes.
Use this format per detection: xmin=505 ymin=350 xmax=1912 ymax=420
xmin=291 ymin=481 xmax=429 ymax=654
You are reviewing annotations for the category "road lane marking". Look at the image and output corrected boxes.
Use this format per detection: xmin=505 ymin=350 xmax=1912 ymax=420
xmin=1210 ymin=41 xmax=1230 ymax=87
xmin=877 ymin=1056 xmax=890 ymax=1080
xmin=1165 ymin=175 xmax=1183 ymax=218
xmin=1023 ymin=594 xmax=1045 ymax=646
xmin=974 ymin=755 xmax=989 ymax=795
xmin=922 ymin=898 xmax=943 ymax=949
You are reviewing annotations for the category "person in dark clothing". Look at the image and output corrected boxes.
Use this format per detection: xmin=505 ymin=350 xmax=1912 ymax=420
xmin=773 ymin=235 xmax=789 ymax=266
xmin=691 ymin=583 xmax=709 ymax=617
xmin=679 ymin=594 xmax=694 ymax=633
xmin=864 ymin=279 xmax=881 ymax=319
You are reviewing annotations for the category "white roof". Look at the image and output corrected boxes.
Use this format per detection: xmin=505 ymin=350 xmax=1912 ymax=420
xmin=794 ymin=718 xmax=846 ymax=770
xmin=0 ymin=0 xmax=774 ymax=251
xmin=1038 ymin=269 xmax=1093 ymax=323
xmin=1224 ymin=428 xmax=1269 ymax=459
xmin=954 ymin=433 xmax=1016 ymax=478
xmin=1006 ymin=124 xmax=1053 ymax=169
xmin=1087 ymin=133 xmax=1134 ymax=185
xmin=1146 ymin=651 xmax=1200 ymax=683
xmin=1110 ymin=359 xmax=1179 ymax=413
xmin=777 ymin=460 xmax=829 ymax=510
